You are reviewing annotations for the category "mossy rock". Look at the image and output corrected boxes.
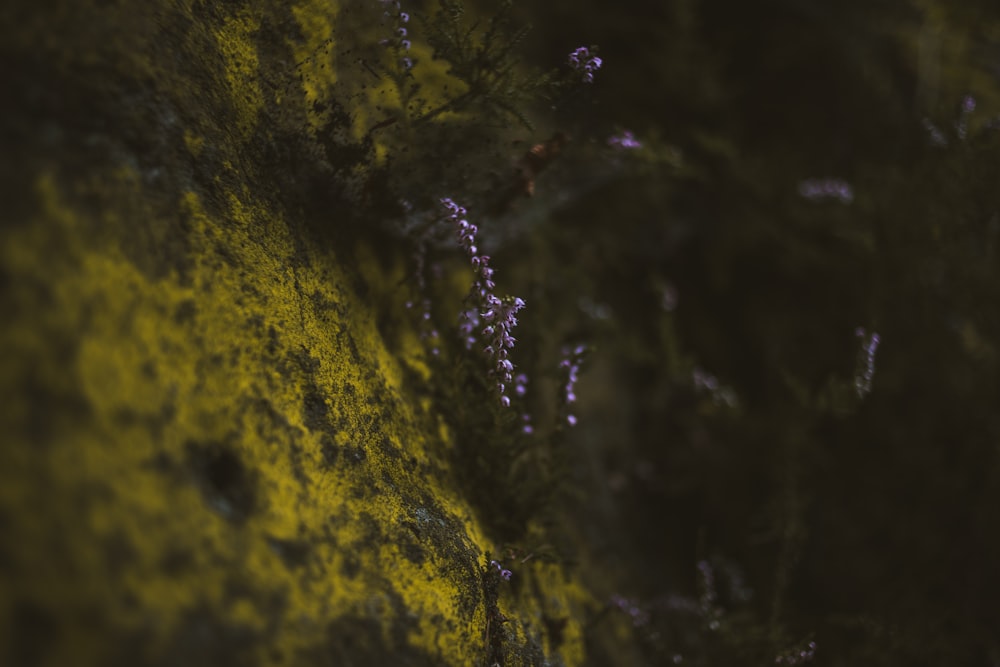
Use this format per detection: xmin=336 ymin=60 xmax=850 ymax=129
xmin=0 ymin=2 xmax=590 ymax=665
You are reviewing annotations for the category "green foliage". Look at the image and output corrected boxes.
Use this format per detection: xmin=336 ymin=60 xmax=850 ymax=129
xmin=421 ymin=0 xmax=549 ymax=130
xmin=387 ymin=1 xmax=1000 ymax=665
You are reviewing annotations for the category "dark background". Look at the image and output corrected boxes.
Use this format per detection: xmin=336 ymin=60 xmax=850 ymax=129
xmin=479 ymin=0 xmax=1000 ymax=664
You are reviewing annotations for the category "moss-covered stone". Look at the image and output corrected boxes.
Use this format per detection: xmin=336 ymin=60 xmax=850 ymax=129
xmin=0 ymin=2 xmax=590 ymax=665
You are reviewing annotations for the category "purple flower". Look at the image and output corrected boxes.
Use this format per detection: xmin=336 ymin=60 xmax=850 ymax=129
xmin=442 ymin=198 xmax=526 ymax=407
xmin=956 ymin=95 xmax=977 ymax=140
xmin=610 ymin=594 xmax=650 ymax=627
xmin=775 ymin=640 xmax=817 ymax=665
xmin=607 ymin=129 xmax=641 ymax=150
xmin=568 ymin=46 xmax=602 ymax=84
xmin=798 ymin=178 xmax=854 ymax=204
xmin=692 ymin=367 xmax=739 ymax=408
xmin=490 ymin=559 xmax=513 ymax=580
xmin=558 ymin=345 xmax=587 ymax=425
xmin=379 ymin=2 xmax=413 ymax=65
xmin=853 ymin=327 xmax=881 ymax=398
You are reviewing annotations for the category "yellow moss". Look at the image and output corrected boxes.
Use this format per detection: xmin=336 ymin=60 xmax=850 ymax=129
xmin=216 ymin=9 xmax=264 ymax=140
xmin=184 ymin=130 xmax=206 ymax=158
xmin=290 ymin=1 xmax=339 ymax=134
xmin=1 ymin=170 xmax=510 ymax=664
xmin=1 ymin=3 xmax=596 ymax=665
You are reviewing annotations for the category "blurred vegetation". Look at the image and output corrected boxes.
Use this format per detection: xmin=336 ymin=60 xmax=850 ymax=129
xmin=404 ymin=0 xmax=1000 ymax=664
xmin=480 ymin=0 xmax=1000 ymax=664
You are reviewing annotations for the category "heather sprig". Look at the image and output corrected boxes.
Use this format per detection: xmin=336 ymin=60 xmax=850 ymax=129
xmin=692 ymin=367 xmax=738 ymax=408
xmin=489 ymin=559 xmax=513 ymax=581
xmin=696 ymin=559 xmax=722 ymax=632
xmin=485 ymin=296 xmax=526 ymax=407
xmin=377 ymin=0 xmax=414 ymax=71
xmin=923 ymin=94 xmax=980 ymax=146
xmin=774 ymin=640 xmax=817 ymax=665
xmin=607 ymin=129 xmax=641 ymax=150
xmin=956 ymin=94 xmax=976 ymax=140
xmin=798 ymin=178 xmax=854 ymax=204
xmin=405 ymin=241 xmax=440 ymax=356
xmin=853 ymin=327 xmax=881 ymax=398
xmin=558 ymin=344 xmax=587 ymax=426
xmin=441 ymin=197 xmax=525 ymax=408
xmin=568 ymin=46 xmax=602 ymax=84
xmin=609 ymin=594 xmax=650 ymax=627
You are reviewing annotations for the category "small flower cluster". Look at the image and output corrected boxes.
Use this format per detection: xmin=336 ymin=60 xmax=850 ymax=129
xmin=609 ymin=594 xmax=650 ymax=627
xmin=853 ymin=327 xmax=881 ymax=398
xmin=378 ymin=0 xmax=413 ymax=69
xmin=568 ymin=46 xmax=602 ymax=83
xmin=442 ymin=198 xmax=525 ymax=408
xmin=559 ymin=345 xmax=586 ymax=426
xmin=607 ymin=129 xmax=641 ymax=150
xmin=658 ymin=282 xmax=678 ymax=312
xmin=922 ymin=117 xmax=948 ymax=146
xmin=774 ymin=641 xmax=817 ymax=665
xmin=458 ymin=306 xmax=480 ymax=350
xmin=697 ymin=560 xmax=722 ymax=631
xmin=489 ymin=559 xmax=512 ymax=581
xmin=956 ymin=94 xmax=976 ymax=140
xmin=924 ymin=94 xmax=980 ymax=146
xmin=692 ymin=367 xmax=738 ymax=408
xmin=482 ymin=295 xmax=526 ymax=407
xmin=798 ymin=178 xmax=854 ymax=204
xmin=405 ymin=243 xmax=440 ymax=355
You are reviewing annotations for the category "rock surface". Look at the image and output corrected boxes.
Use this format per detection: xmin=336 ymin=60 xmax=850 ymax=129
xmin=0 ymin=2 xmax=589 ymax=665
